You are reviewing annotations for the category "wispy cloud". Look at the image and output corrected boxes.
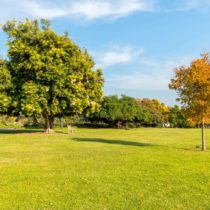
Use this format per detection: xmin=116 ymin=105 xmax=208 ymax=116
xmin=1 ymin=0 xmax=210 ymax=23
xmin=179 ymin=0 xmax=210 ymax=12
xmin=92 ymin=45 xmax=143 ymax=68
xmin=106 ymin=56 xmax=194 ymax=91
xmin=107 ymin=72 xmax=169 ymax=91
xmin=68 ymin=0 xmax=155 ymax=20
xmin=19 ymin=1 xmax=68 ymax=19
xmin=0 ymin=0 xmax=156 ymax=23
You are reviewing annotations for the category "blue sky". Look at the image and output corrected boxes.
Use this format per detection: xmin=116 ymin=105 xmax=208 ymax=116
xmin=1 ymin=0 xmax=210 ymax=105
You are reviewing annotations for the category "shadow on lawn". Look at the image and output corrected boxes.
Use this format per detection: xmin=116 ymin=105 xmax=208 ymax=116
xmin=73 ymin=138 xmax=155 ymax=147
xmin=0 ymin=129 xmax=44 ymax=134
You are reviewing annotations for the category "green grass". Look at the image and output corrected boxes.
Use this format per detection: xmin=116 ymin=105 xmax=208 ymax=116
xmin=0 ymin=128 xmax=210 ymax=210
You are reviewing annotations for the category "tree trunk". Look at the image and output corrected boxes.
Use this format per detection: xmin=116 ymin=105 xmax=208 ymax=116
xmin=32 ymin=114 xmax=39 ymax=126
xmin=44 ymin=114 xmax=54 ymax=134
xmin=49 ymin=116 xmax=54 ymax=130
xmin=1 ymin=114 xmax=4 ymax=124
xmin=202 ymin=117 xmax=206 ymax=151
xmin=59 ymin=117 xmax=63 ymax=128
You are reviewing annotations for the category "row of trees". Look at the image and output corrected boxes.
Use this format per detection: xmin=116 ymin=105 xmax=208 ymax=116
xmin=87 ymin=95 xmax=188 ymax=128
xmin=0 ymin=95 xmax=189 ymax=129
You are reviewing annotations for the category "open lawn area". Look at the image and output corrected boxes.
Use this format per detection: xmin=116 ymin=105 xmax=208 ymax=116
xmin=0 ymin=128 xmax=210 ymax=210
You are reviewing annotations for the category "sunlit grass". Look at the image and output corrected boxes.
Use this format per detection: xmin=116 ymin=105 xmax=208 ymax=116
xmin=0 ymin=128 xmax=210 ymax=209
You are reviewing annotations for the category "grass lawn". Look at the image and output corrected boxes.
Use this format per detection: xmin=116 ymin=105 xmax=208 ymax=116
xmin=0 ymin=128 xmax=210 ymax=210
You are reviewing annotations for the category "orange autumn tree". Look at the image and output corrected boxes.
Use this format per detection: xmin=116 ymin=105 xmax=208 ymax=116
xmin=169 ymin=53 xmax=210 ymax=151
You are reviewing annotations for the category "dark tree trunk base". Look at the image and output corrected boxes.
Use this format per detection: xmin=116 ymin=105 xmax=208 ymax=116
xmin=44 ymin=113 xmax=54 ymax=134
xmin=45 ymin=128 xmax=54 ymax=134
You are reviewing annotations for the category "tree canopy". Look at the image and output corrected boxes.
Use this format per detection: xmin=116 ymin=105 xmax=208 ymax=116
xmin=2 ymin=19 xmax=104 ymax=132
xmin=87 ymin=96 xmax=175 ymax=128
xmin=88 ymin=95 xmax=147 ymax=128
xmin=168 ymin=105 xmax=188 ymax=128
xmin=136 ymin=98 xmax=169 ymax=127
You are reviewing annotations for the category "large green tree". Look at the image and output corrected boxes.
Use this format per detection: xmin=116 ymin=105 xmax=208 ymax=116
xmin=3 ymin=19 xmax=104 ymax=132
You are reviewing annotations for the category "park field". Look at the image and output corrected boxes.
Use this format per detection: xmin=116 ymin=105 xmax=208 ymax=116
xmin=0 ymin=128 xmax=210 ymax=210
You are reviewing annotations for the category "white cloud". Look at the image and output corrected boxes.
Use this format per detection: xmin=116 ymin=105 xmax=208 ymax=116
xmin=107 ymin=72 xmax=169 ymax=91
xmin=106 ymin=56 xmax=194 ymax=91
xmin=93 ymin=45 xmax=143 ymax=68
xmin=180 ymin=0 xmax=210 ymax=11
xmin=0 ymin=0 xmax=156 ymax=22
xmin=69 ymin=0 xmax=155 ymax=20
xmin=19 ymin=1 xmax=68 ymax=19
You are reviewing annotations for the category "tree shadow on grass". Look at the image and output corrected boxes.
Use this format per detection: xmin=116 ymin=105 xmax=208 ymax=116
xmin=55 ymin=130 xmax=68 ymax=134
xmin=0 ymin=129 xmax=44 ymax=134
xmin=73 ymin=138 xmax=156 ymax=147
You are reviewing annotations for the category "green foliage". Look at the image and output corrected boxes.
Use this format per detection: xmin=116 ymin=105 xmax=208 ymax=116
xmin=0 ymin=59 xmax=11 ymax=114
xmin=136 ymin=98 xmax=169 ymax=127
xmin=88 ymin=96 xmax=189 ymax=128
xmin=89 ymin=95 xmax=147 ymax=127
xmin=168 ymin=105 xmax=188 ymax=128
xmin=3 ymin=19 xmax=104 ymax=129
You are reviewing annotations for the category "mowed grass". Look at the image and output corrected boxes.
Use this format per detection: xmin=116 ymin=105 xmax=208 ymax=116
xmin=0 ymin=128 xmax=210 ymax=210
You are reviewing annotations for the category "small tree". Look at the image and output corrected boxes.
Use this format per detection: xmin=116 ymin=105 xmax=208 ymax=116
xmin=3 ymin=19 xmax=104 ymax=133
xmin=169 ymin=53 xmax=210 ymax=151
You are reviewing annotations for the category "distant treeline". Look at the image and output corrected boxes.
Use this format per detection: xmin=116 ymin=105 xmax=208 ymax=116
xmin=85 ymin=95 xmax=189 ymax=128
xmin=0 ymin=95 xmax=189 ymax=129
